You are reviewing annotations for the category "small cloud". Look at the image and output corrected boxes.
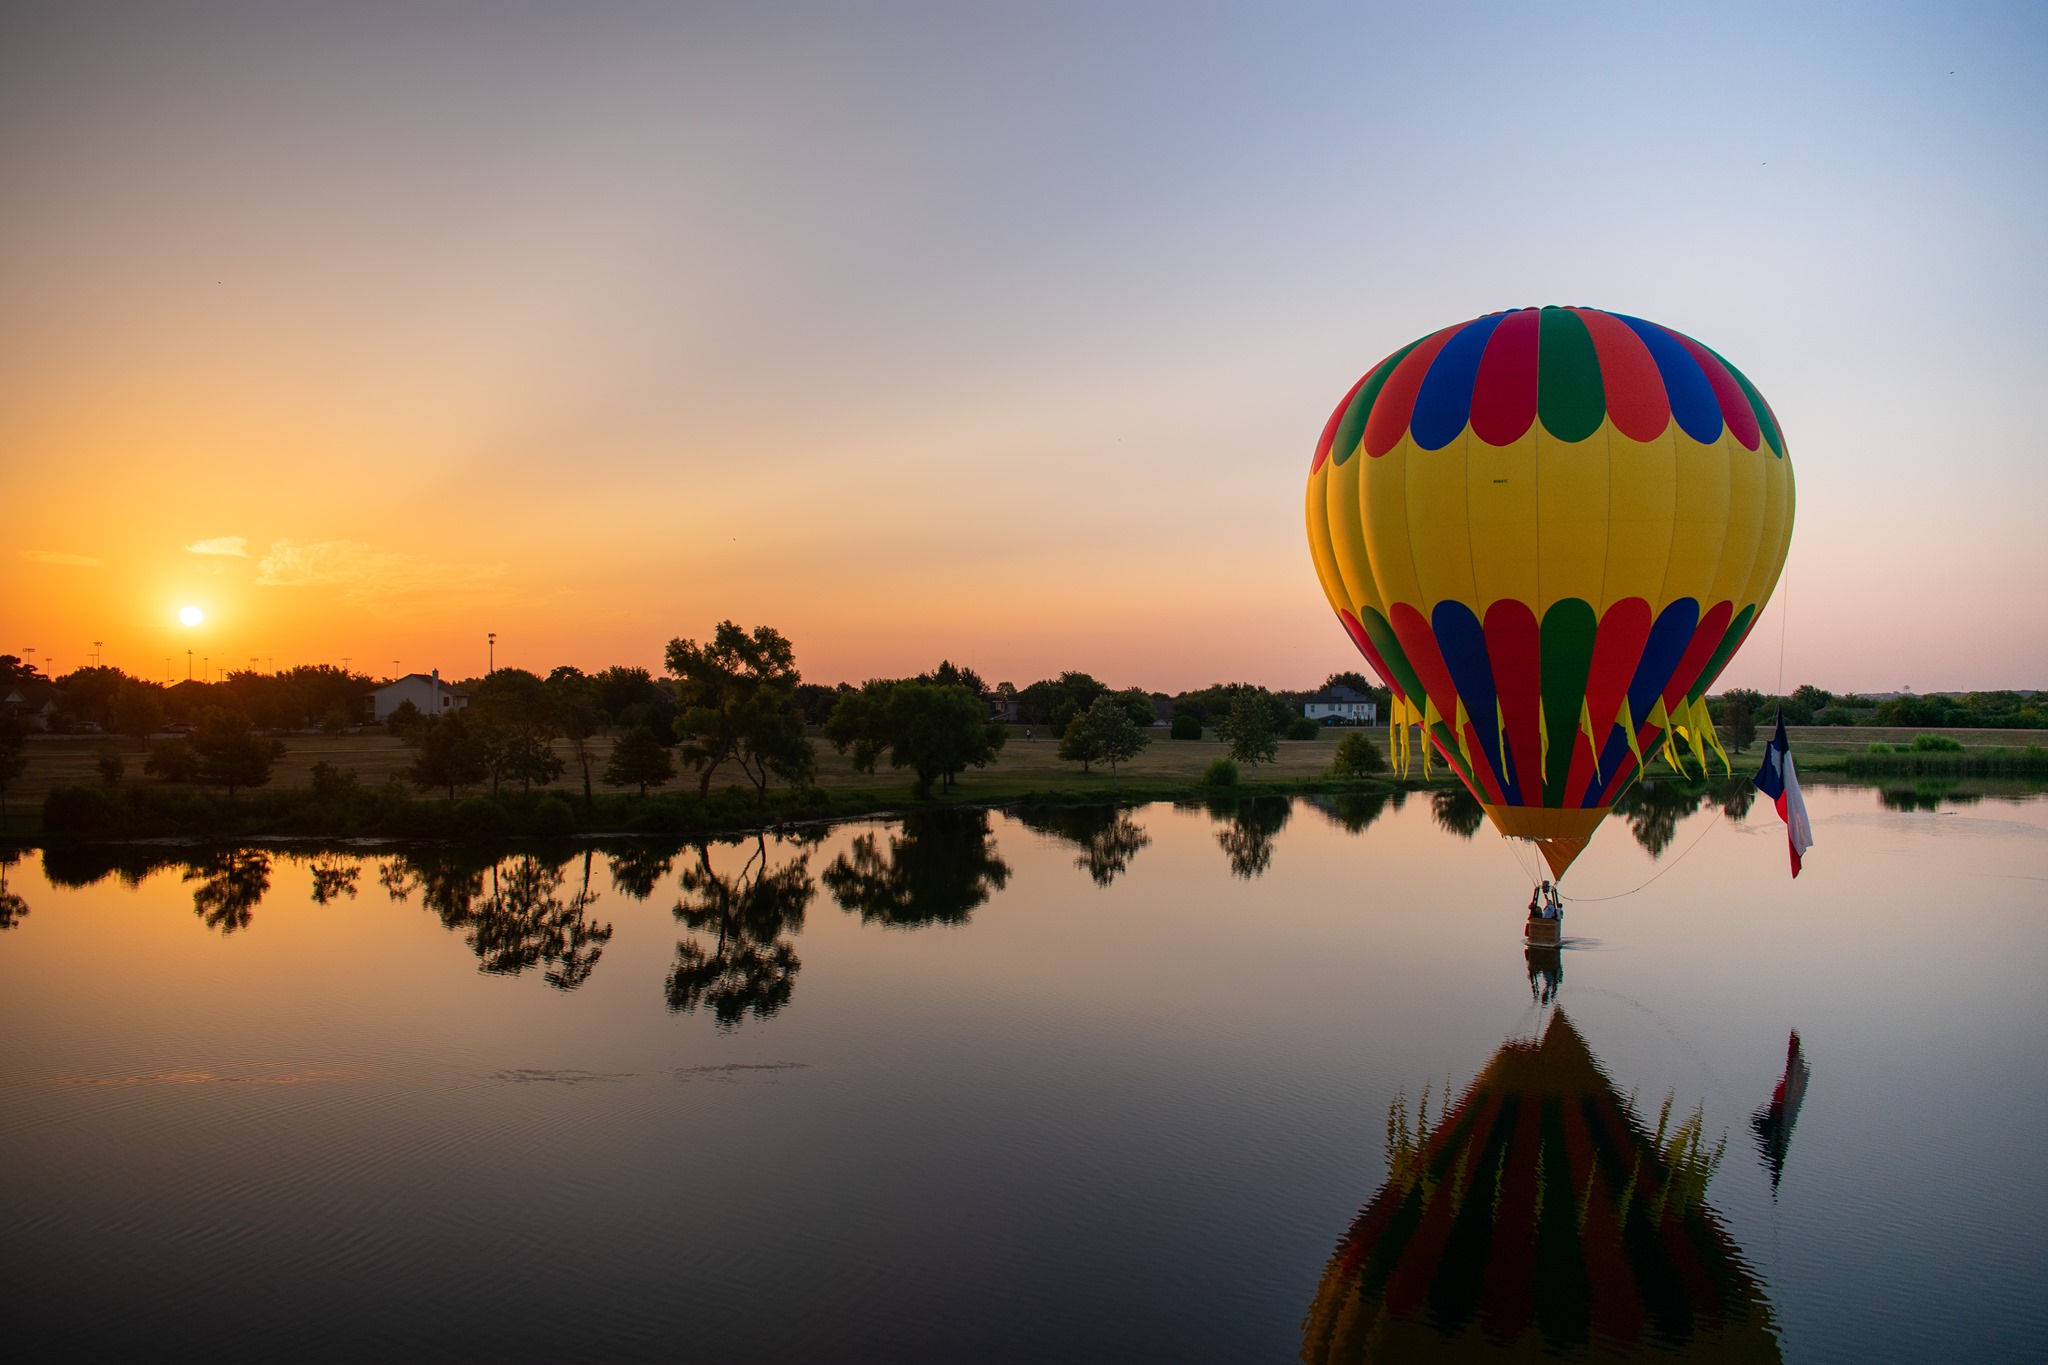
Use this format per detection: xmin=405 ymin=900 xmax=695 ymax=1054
xmin=19 ymin=549 xmax=101 ymax=567
xmin=184 ymin=536 xmax=249 ymax=557
xmin=256 ymin=539 xmax=505 ymax=606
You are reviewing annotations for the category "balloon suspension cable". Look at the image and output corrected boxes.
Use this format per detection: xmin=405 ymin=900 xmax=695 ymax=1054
xmin=1564 ymin=808 xmax=1725 ymax=903
xmin=1777 ymin=553 xmax=1791 ymax=698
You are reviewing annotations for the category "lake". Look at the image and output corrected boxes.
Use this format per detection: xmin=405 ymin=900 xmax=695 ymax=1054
xmin=3 ymin=781 xmax=2044 ymax=1363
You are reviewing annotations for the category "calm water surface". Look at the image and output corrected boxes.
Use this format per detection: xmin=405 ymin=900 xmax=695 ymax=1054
xmin=2 ymin=783 xmax=2044 ymax=1363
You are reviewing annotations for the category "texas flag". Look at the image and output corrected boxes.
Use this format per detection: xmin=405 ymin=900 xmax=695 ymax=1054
xmin=1752 ymin=711 xmax=1815 ymax=877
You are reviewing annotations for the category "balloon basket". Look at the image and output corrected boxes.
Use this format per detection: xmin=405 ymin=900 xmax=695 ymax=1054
xmin=1524 ymin=916 xmax=1561 ymax=948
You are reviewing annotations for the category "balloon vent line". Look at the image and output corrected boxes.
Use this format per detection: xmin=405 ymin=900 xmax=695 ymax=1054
xmin=1564 ymin=809 xmax=1724 ymax=903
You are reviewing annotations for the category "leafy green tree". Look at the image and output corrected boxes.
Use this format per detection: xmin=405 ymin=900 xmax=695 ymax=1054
xmin=1329 ymin=731 xmax=1386 ymax=777
xmin=665 ymin=622 xmax=814 ymax=797
xmin=920 ymin=660 xmax=989 ymax=697
xmin=826 ymin=680 xmax=1005 ymax=796
xmin=112 ymin=682 xmax=166 ymax=747
xmin=192 ymin=708 xmax=286 ymax=798
xmin=468 ymin=669 xmax=563 ymax=794
xmin=404 ymin=711 xmax=489 ymax=799
xmin=1202 ymin=757 xmax=1239 ymax=786
xmin=1016 ymin=671 xmax=1109 ymax=735
xmin=144 ymin=738 xmax=199 ymax=782
xmin=1059 ymin=693 xmax=1149 ymax=775
xmin=822 ymin=811 xmax=1011 ymax=926
xmin=1218 ymin=693 xmax=1280 ymax=770
xmin=547 ymin=667 xmax=604 ymax=805
xmin=604 ymin=726 xmax=676 ymax=795
xmin=1717 ymin=697 xmax=1757 ymax=753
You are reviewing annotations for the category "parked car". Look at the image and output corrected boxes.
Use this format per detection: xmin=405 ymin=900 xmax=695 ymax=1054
xmin=163 ymin=721 xmax=196 ymax=734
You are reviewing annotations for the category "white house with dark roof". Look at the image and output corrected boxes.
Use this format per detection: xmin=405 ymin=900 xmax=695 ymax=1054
xmin=366 ymin=671 xmax=469 ymax=723
xmin=1303 ymin=684 xmax=1376 ymax=724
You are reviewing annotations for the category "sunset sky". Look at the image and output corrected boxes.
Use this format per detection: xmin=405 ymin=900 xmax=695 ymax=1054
xmin=4 ymin=2 xmax=2044 ymax=693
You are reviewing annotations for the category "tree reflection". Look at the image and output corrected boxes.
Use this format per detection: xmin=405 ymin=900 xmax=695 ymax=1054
xmin=185 ymin=849 xmax=271 ymax=933
xmin=668 ymin=835 xmax=815 ymax=1026
xmin=306 ymin=855 xmax=359 ymax=905
xmin=0 ymin=848 xmax=26 ymax=929
xmin=822 ymin=811 xmax=1011 ymax=925
xmin=1205 ymin=795 xmax=1291 ymax=879
xmin=1612 ymin=779 xmax=1706 ymax=857
xmin=41 ymin=845 xmax=185 ymax=889
xmin=1429 ymin=786 xmax=1484 ymax=839
xmin=1308 ymin=789 xmax=1401 ymax=835
xmin=1012 ymin=805 xmax=1151 ymax=887
xmin=381 ymin=847 xmax=612 ymax=990
xmin=605 ymin=843 xmax=676 ymax=900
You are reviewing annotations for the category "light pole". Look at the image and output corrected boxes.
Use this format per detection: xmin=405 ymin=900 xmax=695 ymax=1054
xmin=94 ymin=640 xmax=103 ymax=667
xmin=488 ymin=632 xmax=496 ymax=674
xmin=186 ymin=650 xmax=192 ymax=681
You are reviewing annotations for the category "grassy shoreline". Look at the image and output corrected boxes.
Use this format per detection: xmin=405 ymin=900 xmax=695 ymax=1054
xmin=8 ymin=724 xmax=2042 ymax=847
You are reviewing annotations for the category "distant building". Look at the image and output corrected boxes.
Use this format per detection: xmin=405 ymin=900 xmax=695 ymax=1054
xmin=3 ymin=682 xmax=63 ymax=731
xmin=366 ymin=671 xmax=469 ymax=723
xmin=1304 ymin=684 xmax=1376 ymax=724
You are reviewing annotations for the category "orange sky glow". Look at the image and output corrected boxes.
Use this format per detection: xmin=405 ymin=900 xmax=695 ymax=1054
xmin=4 ymin=5 xmax=2045 ymax=693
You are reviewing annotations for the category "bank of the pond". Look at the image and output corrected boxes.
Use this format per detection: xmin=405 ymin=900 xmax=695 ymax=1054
xmin=13 ymin=772 xmax=1439 ymax=847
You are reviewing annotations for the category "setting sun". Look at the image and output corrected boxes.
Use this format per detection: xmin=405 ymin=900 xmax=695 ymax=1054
xmin=178 ymin=606 xmax=203 ymax=627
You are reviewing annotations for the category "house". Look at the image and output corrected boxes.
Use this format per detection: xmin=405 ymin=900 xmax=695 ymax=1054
xmin=1303 ymin=684 xmax=1377 ymax=725
xmin=3 ymin=682 xmax=63 ymax=731
xmin=366 ymin=671 xmax=469 ymax=723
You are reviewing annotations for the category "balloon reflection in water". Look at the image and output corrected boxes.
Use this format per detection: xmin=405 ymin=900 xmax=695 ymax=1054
xmin=1303 ymin=1012 xmax=1779 ymax=1363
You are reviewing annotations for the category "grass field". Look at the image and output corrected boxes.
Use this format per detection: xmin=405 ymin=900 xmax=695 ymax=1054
xmin=3 ymin=723 xmax=1361 ymax=815
xmin=7 ymin=723 xmax=2039 ymax=837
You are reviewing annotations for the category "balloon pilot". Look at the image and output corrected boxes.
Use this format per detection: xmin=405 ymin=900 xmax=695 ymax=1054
xmin=1524 ymin=878 xmax=1564 ymax=947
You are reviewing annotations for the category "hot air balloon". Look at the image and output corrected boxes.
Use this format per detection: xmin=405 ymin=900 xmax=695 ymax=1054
xmin=1302 ymin=1011 xmax=1782 ymax=1363
xmin=1305 ymin=307 xmax=1793 ymax=881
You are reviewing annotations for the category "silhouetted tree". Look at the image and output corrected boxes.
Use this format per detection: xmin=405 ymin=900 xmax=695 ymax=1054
xmin=467 ymin=670 xmax=563 ymax=794
xmin=306 ymin=854 xmax=359 ymax=904
xmin=404 ymin=711 xmax=489 ymax=799
xmin=547 ymin=667 xmax=603 ymax=805
xmin=0 ymin=712 xmax=27 ymax=821
xmin=604 ymin=726 xmax=676 ymax=795
xmin=192 ymin=708 xmax=286 ymax=798
xmin=1059 ymin=693 xmax=1149 ymax=775
xmin=825 ymin=680 xmax=1006 ymax=795
xmin=822 ymin=811 xmax=1011 ymax=925
xmin=666 ymin=622 xmax=813 ymax=797
xmin=112 ymin=682 xmax=166 ymax=747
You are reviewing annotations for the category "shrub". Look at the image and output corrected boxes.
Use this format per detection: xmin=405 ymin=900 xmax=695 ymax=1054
xmin=1329 ymin=732 xmax=1387 ymax=778
xmin=310 ymin=761 xmax=359 ymax=801
xmin=453 ymin=798 xmax=509 ymax=837
xmin=96 ymin=750 xmax=125 ymax=785
xmin=1285 ymin=715 xmax=1322 ymax=741
xmin=44 ymin=785 xmax=121 ymax=837
xmin=532 ymin=796 xmax=577 ymax=837
xmin=1911 ymin=733 xmax=1964 ymax=752
xmin=1202 ymin=758 xmax=1240 ymax=787
xmin=1169 ymin=714 xmax=1202 ymax=741
xmin=1866 ymin=743 xmax=1894 ymax=755
xmin=145 ymin=737 xmax=200 ymax=782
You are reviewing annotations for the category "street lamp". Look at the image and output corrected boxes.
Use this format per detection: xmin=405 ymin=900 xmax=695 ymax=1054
xmin=488 ymin=632 xmax=496 ymax=674
xmin=186 ymin=650 xmax=192 ymax=681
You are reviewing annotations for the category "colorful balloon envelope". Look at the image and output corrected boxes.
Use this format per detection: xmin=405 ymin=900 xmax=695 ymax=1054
xmin=1305 ymin=307 xmax=1794 ymax=878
